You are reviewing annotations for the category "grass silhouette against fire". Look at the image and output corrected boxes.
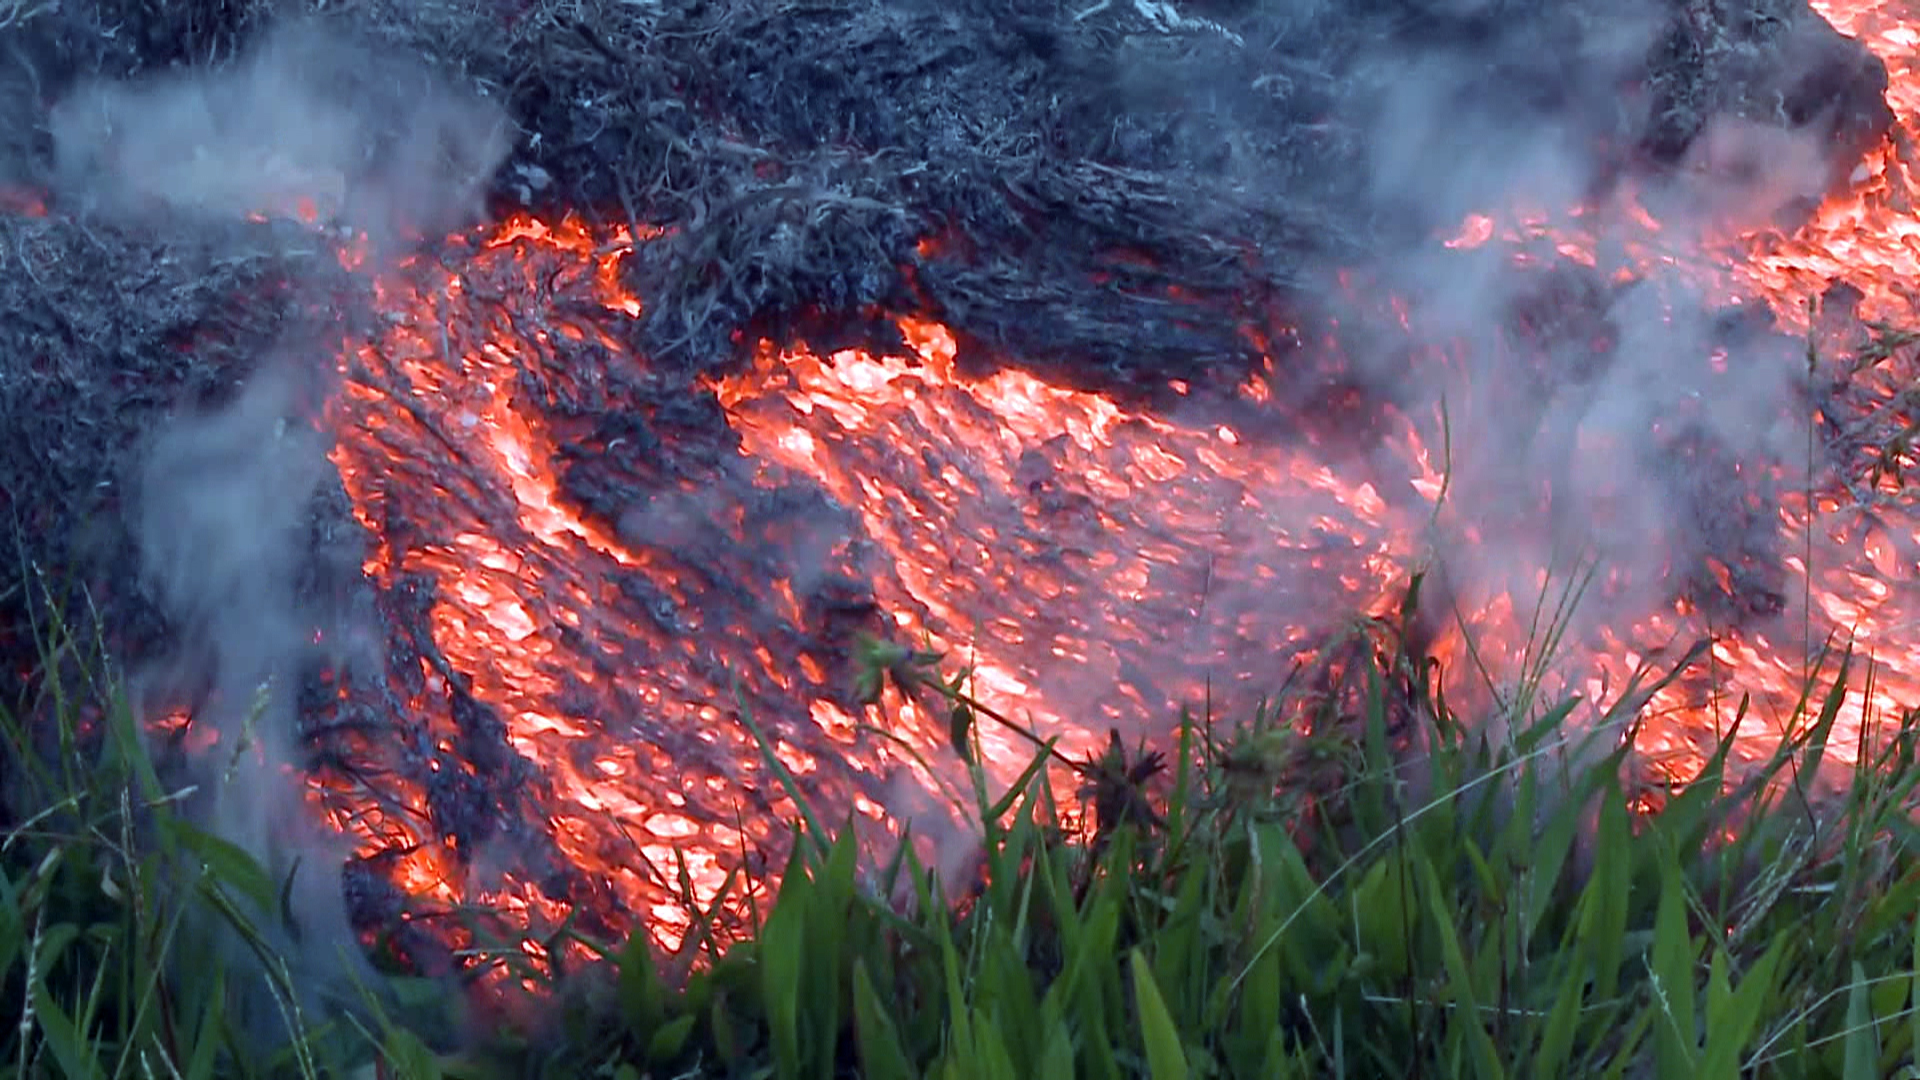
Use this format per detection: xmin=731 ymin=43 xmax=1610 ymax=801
xmin=8 ymin=533 xmax=1920 ymax=1079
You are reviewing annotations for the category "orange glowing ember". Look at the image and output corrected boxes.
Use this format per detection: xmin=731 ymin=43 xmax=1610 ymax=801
xmin=0 ymin=186 xmax=47 ymax=218
xmin=1735 ymin=1 xmax=1920 ymax=327
xmin=315 ymin=207 xmax=1443 ymax=977
xmin=277 ymin=0 xmax=1920 ymax=985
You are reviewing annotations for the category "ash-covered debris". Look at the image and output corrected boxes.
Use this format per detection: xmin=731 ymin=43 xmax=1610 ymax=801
xmin=1641 ymin=0 xmax=1892 ymax=194
xmin=0 ymin=0 xmax=1901 ymax=977
xmin=0 ymin=209 xmax=341 ymax=710
xmin=0 ymin=0 xmax=1893 ymax=383
xmin=5 ymin=0 xmax=1857 ymax=380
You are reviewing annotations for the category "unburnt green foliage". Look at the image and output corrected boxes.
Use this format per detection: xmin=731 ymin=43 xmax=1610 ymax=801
xmin=0 ymin=600 xmax=415 ymax=1079
xmin=493 ymin=607 xmax=1920 ymax=1080
xmin=7 ymin=588 xmax=1920 ymax=1078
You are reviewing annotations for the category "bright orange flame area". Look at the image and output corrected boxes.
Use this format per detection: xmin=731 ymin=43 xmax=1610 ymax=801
xmin=292 ymin=0 xmax=1920 ymax=980
xmin=316 ymin=210 xmax=1444 ymax=979
xmin=710 ymin=318 xmax=1428 ymax=789
xmin=322 ymin=213 xmax=823 ymax=972
xmin=1738 ymin=1 xmax=1920 ymax=327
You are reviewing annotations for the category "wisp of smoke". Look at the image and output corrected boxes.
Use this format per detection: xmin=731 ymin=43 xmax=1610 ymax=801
xmin=133 ymin=367 xmax=380 ymax=1043
xmin=60 ymin=15 xmax=512 ymax=1050
xmin=50 ymin=17 xmax=509 ymax=246
xmin=1320 ymin=0 xmax=1837 ymax=728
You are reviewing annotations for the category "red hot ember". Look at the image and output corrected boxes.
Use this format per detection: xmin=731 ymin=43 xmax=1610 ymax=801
xmin=168 ymin=0 xmax=1920 ymax=990
xmin=313 ymin=210 xmax=1432 ymax=978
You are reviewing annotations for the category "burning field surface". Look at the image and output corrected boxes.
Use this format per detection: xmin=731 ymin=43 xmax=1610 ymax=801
xmin=2 ymin=0 xmax=1920 ymax=998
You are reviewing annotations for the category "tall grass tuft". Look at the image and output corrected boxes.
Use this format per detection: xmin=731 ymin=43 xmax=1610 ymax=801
xmin=8 ymin=577 xmax=1920 ymax=1077
xmin=0 ymin=588 xmax=421 ymax=1079
xmin=510 ymin=606 xmax=1920 ymax=1080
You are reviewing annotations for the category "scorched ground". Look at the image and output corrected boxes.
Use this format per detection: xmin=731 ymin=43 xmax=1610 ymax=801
xmin=243 ymin=0 xmax=1920 ymax=990
xmin=4 ymin=0 xmax=1920 ymax=997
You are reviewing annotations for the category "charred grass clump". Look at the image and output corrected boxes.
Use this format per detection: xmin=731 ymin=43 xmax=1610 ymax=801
xmin=9 ymin=586 xmax=1920 ymax=1077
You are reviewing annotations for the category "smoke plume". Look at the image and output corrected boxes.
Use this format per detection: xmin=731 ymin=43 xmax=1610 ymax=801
xmin=1316 ymin=0 xmax=1837 ymax=729
xmin=50 ymin=19 xmax=509 ymax=245
xmin=58 ymin=16 xmax=511 ymax=1045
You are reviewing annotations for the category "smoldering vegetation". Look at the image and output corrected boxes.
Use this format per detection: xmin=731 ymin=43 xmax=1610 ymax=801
xmin=0 ymin=0 xmax=1897 ymax=1025
xmin=5 ymin=16 xmax=514 ymax=1037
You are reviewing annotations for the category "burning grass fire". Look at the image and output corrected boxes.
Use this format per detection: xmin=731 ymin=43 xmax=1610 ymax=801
xmin=44 ymin=0 xmax=1920 ymax=997
xmin=312 ymin=211 xmax=1433 ymax=978
xmin=214 ymin=0 xmax=1920 ymax=988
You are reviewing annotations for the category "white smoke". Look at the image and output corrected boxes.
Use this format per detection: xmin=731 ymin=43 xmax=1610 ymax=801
xmin=56 ymin=17 xmax=512 ymax=1046
xmin=133 ymin=368 xmax=373 ymax=1036
xmin=50 ymin=19 xmax=509 ymax=244
xmin=1321 ymin=3 xmax=1833 ymax=721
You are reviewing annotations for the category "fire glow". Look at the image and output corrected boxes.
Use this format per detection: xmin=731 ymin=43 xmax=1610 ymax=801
xmin=250 ymin=0 xmax=1920 ymax=985
xmin=315 ymin=210 xmax=1436 ymax=975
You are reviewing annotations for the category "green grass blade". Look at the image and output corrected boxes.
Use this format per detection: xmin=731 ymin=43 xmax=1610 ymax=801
xmin=380 ymin=1027 xmax=445 ymax=1080
xmin=1698 ymin=937 xmax=1783 ymax=1080
xmin=29 ymin=980 xmax=95 ymax=1080
xmin=733 ymin=681 xmax=831 ymax=863
xmin=1912 ymin=908 xmax=1920 ymax=1079
xmin=971 ymin=1008 xmax=1022 ymax=1080
xmin=616 ymin=934 xmax=666 ymax=1035
xmin=853 ymin=959 xmax=916 ymax=1080
xmin=1650 ymin=859 xmax=1698 ymax=1076
xmin=759 ymin=848 xmax=810 ymax=1080
xmin=983 ymin=744 xmax=1056 ymax=825
xmin=1587 ymin=791 xmax=1632 ymax=1004
xmin=1531 ymin=949 xmax=1587 ymax=1078
xmin=182 ymin=966 xmax=228 ymax=1080
xmin=1413 ymin=851 xmax=1503 ymax=1080
xmin=645 ymin=1014 xmax=697 ymax=1064
xmin=1036 ymin=1022 xmax=1075 ymax=1080
xmin=1843 ymin=961 xmax=1881 ymax=1080
xmin=1131 ymin=949 xmax=1189 ymax=1080
xmin=164 ymin=820 xmax=281 ymax=918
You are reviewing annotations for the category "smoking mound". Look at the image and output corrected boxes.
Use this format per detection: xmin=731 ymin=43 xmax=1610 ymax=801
xmin=0 ymin=0 xmax=1916 ymax=995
